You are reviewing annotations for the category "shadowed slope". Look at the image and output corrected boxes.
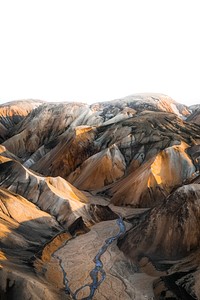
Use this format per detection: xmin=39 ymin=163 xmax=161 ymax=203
xmin=0 ymin=188 xmax=70 ymax=300
xmin=108 ymin=142 xmax=196 ymax=207
xmin=0 ymin=160 xmax=89 ymax=227
xmin=0 ymin=145 xmax=20 ymax=162
xmin=118 ymin=184 xmax=200 ymax=261
xmin=67 ymin=144 xmax=126 ymax=190
xmin=3 ymin=102 xmax=88 ymax=159
xmin=0 ymin=188 xmax=61 ymax=258
xmin=30 ymin=112 xmax=200 ymax=196
xmin=2 ymin=94 xmax=191 ymax=163
xmin=0 ymin=100 xmax=44 ymax=142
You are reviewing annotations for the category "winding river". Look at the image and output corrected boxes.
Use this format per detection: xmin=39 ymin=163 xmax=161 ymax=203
xmin=53 ymin=216 xmax=126 ymax=300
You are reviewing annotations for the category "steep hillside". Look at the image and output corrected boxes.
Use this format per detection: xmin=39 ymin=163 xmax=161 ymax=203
xmin=118 ymin=184 xmax=200 ymax=299
xmin=2 ymin=94 xmax=189 ymax=161
xmin=0 ymin=100 xmax=44 ymax=142
xmin=0 ymin=187 xmax=68 ymax=300
xmin=1 ymin=94 xmax=200 ymax=299
xmin=30 ymin=112 xmax=200 ymax=199
xmin=108 ymin=141 xmax=196 ymax=207
xmin=187 ymin=105 xmax=200 ymax=125
xmin=0 ymin=159 xmax=89 ymax=227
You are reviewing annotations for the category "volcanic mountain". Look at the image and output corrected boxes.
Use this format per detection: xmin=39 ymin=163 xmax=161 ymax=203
xmin=1 ymin=93 xmax=200 ymax=299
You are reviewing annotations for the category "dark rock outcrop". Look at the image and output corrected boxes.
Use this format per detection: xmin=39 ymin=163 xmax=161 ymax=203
xmin=118 ymin=184 xmax=200 ymax=261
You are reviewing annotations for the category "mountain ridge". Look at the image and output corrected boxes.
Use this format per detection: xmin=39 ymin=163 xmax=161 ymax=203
xmin=1 ymin=93 xmax=200 ymax=299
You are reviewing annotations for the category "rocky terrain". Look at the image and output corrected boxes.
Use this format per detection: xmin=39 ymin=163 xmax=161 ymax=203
xmin=1 ymin=93 xmax=200 ymax=299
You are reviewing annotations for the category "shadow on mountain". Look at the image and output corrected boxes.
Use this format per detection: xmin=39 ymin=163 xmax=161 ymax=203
xmin=0 ymin=200 xmax=121 ymax=300
xmin=0 ymin=215 xmax=73 ymax=300
xmin=0 ymin=216 xmax=62 ymax=262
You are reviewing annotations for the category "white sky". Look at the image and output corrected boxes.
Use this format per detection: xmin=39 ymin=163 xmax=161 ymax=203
xmin=0 ymin=0 xmax=200 ymax=106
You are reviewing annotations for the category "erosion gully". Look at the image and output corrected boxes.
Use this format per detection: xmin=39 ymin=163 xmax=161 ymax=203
xmin=53 ymin=216 xmax=126 ymax=300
